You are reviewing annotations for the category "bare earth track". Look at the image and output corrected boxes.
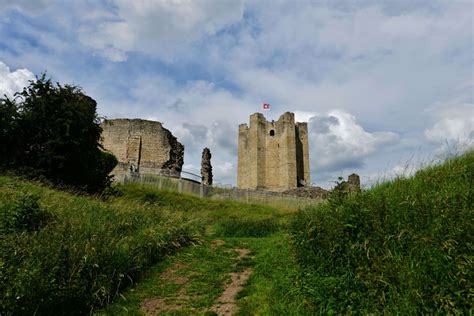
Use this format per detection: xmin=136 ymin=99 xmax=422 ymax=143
xmin=139 ymin=240 xmax=252 ymax=315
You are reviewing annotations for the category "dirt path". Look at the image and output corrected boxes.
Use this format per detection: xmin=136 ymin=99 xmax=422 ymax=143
xmin=210 ymin=247 xmax=252 ymax=315
xmin=140 ymin=262 xmax=193 ymax=315
xmin=138 ymin=240 xmax=252 ymax=315
xmin=210 ymin=268 xmax=252 ymax=315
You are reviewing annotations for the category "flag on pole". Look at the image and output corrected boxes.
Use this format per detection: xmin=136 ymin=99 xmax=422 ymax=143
xmin=262 ymin=103 xmax=271 ymax=110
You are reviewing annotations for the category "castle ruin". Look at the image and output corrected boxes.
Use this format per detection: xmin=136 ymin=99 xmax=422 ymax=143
xmin=237 ymin=112 xmax=310 ymax=191
xmin=101 ymin=119 xmax=184 ymax=178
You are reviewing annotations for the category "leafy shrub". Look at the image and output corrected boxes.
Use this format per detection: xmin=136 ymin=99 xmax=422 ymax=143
xmin=290 ymin=151 xmax=474 ymax=314
xmin=2 ymin=193 xmax=52 ymax=233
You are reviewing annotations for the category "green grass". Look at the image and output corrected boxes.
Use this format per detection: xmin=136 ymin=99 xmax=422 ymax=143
xmin=236 ymin=235 xmax=311 ymax=315
xmin=0 ymin=177 xmax=206 ymax=315
xmin=0 ymin=176 xmax=294 ymax=315
xmin=290 ymin=151 xmax=474 ymax=314
xmin=2 ymin=150 xmax=472 ymax=315
xmin=97 ymin=237 xmax=254 ymax=315
xmin=98 ymin=234 xmax=311 ymax=315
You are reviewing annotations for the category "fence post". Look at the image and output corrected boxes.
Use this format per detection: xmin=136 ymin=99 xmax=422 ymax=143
xmin=246 ymin=188 xmax=249 ymax=203
xmin=178 ymin=179 xmax=183 ymax=193
xmin=200 ymin=183 xmax=204 ymax=198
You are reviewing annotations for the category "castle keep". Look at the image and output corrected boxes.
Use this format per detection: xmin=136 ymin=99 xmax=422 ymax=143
xmin=237 ymin=112 xmax=310 ymax=191
xmin=101 ymin=119 xmax=184 ymax=178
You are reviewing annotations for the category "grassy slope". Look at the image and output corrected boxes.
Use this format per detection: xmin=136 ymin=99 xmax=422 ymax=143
xmin=2 ymin=150 xmax=472 ymax=315
xmin=0 ymin=178 xmax=298 ymax=315
xmin=0 ymin=177 xmax=209 ymax=315
xmin=291 ymin=151 xmax=474 ymax=314
xmin=99 ymin=184 xmax=306 ymax=315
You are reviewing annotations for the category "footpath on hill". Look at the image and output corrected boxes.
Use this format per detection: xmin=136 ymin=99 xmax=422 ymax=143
xmin=97 ymin=235 xmax=304 ymax=315
xmin=94 ymin=184 xmax=308 ymax=315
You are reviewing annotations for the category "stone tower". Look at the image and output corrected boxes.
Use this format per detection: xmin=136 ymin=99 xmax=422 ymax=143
xmin=237 ymin=112 xmax=310 ymax=191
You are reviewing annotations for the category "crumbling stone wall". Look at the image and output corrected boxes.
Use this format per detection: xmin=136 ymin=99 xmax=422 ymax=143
xmin=334 ymin=173 xmax=361 ymax=193
xmin=347 ymin=173 xmax=361 ymax=192
xmin=101 ymin=119 xmax=184 ymax=177
xmin=201 ymin=147 xmax=213 ymax=186
xmin=237 ymin=112 xmax=310 ymax=192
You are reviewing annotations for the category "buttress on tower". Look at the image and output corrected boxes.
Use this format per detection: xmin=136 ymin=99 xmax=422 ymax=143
xmin=237 ymin=112 xmax=310 ymax=191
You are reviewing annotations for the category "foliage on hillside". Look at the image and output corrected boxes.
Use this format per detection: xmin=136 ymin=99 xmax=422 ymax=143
xmin=0 ymin=177 xmax=204 ymax=315
xmin=291 ymin=151 xmax=473 ymax=314
xmin=0 ymin=75 xmax=116 ymax=193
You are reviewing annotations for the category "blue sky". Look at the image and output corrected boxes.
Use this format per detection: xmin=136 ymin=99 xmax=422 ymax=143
xmin=1 ymin=0 xmax=473 ymax=187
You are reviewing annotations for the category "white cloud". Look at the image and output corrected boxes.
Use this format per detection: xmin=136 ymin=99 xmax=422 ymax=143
xmin=212 ymin=160 xmax=235 ymax=185
xmin=79 ymin=0 xmax=245 ymax=61
xmin=307 ymin=110 xmax=399 ymax=172
xmin=425 ymin=105 xmax=474 ymax=153
xmin=424 ymin=82 xmax=474 ymax=153
xmin=0 ymin=61 xmax=35 ymax=98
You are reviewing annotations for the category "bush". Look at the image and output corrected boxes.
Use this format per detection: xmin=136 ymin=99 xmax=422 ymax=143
xmin=0 ymin=74 xmax=117 ymax=193
xmin=1 ymin=193 xmax=52 ymax=233
xmin=290 ymin=151 xmax=474 ymax=314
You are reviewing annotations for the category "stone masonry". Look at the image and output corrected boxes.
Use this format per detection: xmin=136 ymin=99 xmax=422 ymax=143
xmin=101 ymin=119 xmax=184 ymax=177
xmin=347 ymin=173 xmax=361 ymax=192
xmin=237 ymin=112 xmax=310 ymax=191
xmin=201 ymin=147 xmax=213 ymax=186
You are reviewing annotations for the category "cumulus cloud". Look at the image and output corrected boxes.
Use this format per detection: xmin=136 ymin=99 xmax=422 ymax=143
xmin=213 ymin=161 xmax=235 ymax=185
xmin=425 ymin=105 xmax=474 ymax=153
xmin=0 ymin=61 xmax=35 ymax=98
xmin=174 ymin=122 xmax=209 ymax=152
xmin=305 ymin=110 xmax=399 ymax=172
xmin=424 ymin=82 xmax=474 ymax=153
xmin=79 ymin=0 xmax=245 ymax=61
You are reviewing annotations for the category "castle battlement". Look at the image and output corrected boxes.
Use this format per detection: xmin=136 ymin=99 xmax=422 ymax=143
xmin=237 ymin=112 xmax=310 ymax=191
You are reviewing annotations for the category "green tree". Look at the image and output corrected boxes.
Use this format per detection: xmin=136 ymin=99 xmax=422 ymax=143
xmin=0 ymin=95 xmax=21 ymax=166
xmin=0 ymin=74 xmax=117 ymax=192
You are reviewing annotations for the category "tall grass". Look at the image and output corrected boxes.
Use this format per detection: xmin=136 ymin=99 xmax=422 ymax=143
xmin=290 ymin=151 xmax=473 ymax=314
xmin=0 ymin=177 xmax=203 ymax=315
xmin=0 ymin=178 xmax=285 ymax=315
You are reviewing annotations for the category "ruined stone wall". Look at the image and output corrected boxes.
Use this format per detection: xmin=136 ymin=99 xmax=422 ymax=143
xmin=101 ymin=119 xmax=184 ymax=177
xmin=237 ymin=112 xmax=310 ymax=191
xmin=201 ymin=147 xmax=213 ymax=186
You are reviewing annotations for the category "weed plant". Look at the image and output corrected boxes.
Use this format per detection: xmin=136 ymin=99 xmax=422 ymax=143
xmin=290 ymin=151 xmax=473 ymax=314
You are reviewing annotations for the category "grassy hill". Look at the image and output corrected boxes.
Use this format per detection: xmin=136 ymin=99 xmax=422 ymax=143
xmin=1 ymin=150 xmax=472 ymax=315
xmin=291 ymin=150 xmax=473 ymax=314
xmin=0 ymin=177 xmax=288 ymax=315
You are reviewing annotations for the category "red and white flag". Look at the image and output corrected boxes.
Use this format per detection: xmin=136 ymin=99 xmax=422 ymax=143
xmin=262 ymin=103 xmax=271 ymax=110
